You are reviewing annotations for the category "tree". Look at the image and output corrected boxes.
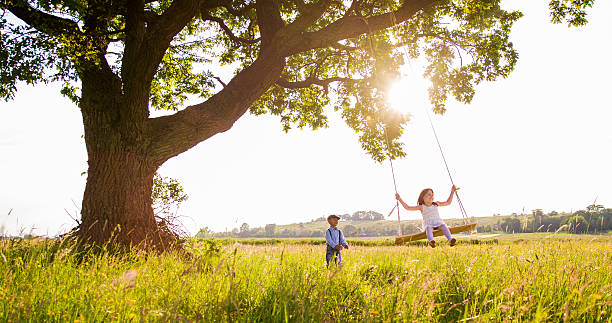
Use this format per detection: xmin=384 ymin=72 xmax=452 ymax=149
xmin=349 ymin=210 xmax=384 ymax=221
xmin=264 ymin=224 xmax=276 ymax=237
xmin=532 ymin=208 xmax=543 ymax=232
xmin=500 ymin=217 xmax=521 ymax=233
xmin=343 ymin=224 xmax=358 ymax=236
xmin=566 ymin=215 xmax=588 ymax=234
xmin=240 ymin=222 xmax=250 ymax=234
xmin=1 ymin=0 xmax=594 ymax=250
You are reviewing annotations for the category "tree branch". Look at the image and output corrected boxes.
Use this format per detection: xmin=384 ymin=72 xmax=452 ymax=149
xmin=148 ymin=52 xmax=286 ymax=165
xmin=221 ymin=1 xmax=255 ymax=17
xmin=3 ymin=0 xmax=81 ymax=36
xmin=143 ymin=10 xmax=160 ymax=24
xmin=291 ymin=0 xmax=308 ymax=12
xmin=277 ymin=76 xmax=362 ymax=89
xmin=287 ymin=0 xmax=334 ymax=32
xmin=201 ymin=11 xmax=260 ymax=44
xmin=284 ymin=0 xmax=438 ymax=55
xmin=141 ymin=0 xmax=200 ymax=69
xmin=256 ymin=0 xmax=285 ymax=50
xmin=213 ymin=76 xmax=227 ymax=87
xmin=342 ymin=0 xmax=361 ymax=18
xmin=121 ymin=0 xmax=199 ymax=111
xmin=331 ymin=42 xmax=358 ymax=51
xmin=196 ymin=0 xmax=255 ymax=16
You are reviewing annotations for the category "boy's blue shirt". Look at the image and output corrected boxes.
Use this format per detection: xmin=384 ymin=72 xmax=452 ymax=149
xmin=325 ymin=226 xmax=347 ymax=248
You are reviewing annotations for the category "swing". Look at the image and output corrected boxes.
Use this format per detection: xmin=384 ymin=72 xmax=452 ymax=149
xmin=395 ymin=223 xmax=477 ymax=244
xmin=360 ymin=20 xmax=477 ymax=243
xmin=386 ymin=110 xmax=477 ymax=245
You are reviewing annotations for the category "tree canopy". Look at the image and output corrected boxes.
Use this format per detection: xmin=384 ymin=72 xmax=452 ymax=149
xmin=1 ymin=0 xmax=594 ymax=161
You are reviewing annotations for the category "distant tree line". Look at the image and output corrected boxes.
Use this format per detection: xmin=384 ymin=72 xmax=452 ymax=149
xmin=198 ymin=211 xmax=386 ymax=238
xmin=476 ymin=205 xmax=612 ymax=234
xmin=312 ymin=211 xmax=385 ymax=222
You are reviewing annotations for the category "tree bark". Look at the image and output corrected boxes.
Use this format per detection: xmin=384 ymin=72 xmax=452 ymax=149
xmin=79 ymin=151 xmax=172 ymax=249
xmin=77 ymin=69 xmax=178 ymax=250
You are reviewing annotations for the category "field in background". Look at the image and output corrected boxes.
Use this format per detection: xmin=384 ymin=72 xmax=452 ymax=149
xmin=1 ymin=234 xmax=611 ymax=322
xmin=206 ymin=231 xmax=612 ymax=246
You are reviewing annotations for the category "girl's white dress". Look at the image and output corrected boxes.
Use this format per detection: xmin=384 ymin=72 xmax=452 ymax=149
xmin=420 ymin=204 xmax=445 ymax=228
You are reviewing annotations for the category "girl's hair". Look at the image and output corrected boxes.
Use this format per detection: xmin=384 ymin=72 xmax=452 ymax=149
xmin=417 ymin=188 xmax=438 ymax=206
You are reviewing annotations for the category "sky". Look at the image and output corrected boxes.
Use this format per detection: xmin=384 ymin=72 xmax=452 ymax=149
xmin=1 ymin=0 xmax=611 ymax=236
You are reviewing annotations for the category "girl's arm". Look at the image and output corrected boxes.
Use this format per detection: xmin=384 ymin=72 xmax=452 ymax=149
xmin=437 ymin=185 xmax=457 ymax=206
xmin=395 ymin=193 xmax=421 ymax=211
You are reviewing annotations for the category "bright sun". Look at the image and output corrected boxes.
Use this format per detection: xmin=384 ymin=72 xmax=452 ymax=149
xmin=387 ymin=74 xmax=429 ymax=114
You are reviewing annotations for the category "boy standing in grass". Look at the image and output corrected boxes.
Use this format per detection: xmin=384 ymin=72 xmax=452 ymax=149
xmin=325 ymin=214 xmax=349 ymax=267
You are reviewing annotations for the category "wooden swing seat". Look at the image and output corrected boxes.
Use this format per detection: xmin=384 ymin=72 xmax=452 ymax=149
xmin=395 ymin=222 xmax=477 ymax=245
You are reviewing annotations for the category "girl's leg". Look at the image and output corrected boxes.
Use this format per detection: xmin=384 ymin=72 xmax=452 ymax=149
xmin=439 ymin=224 xmax=453 ymax=241
xmin=425 ymin=226 xmax=434 ymax=241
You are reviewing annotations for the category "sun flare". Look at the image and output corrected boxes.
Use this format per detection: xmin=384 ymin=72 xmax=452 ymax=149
xmin=387 ymin=74 xmax=429 ymax=114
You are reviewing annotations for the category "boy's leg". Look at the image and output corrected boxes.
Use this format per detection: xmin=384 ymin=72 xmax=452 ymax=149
xmin=325 ymin=245 xmax=334 ymax=267
xmin=337 ymin=250 xmax=342 ymax=266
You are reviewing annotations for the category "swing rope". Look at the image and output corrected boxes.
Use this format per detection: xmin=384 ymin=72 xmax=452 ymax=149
xmin=425 ymin=110 xmax=469 ymax=224
xmin=383 ymin=124 xmax=403 ymax=236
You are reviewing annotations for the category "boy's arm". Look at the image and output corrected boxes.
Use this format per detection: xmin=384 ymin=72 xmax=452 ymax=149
xmin=340 ymin=231 xmax=348 ymax=249
xmin=438 ymin=185 xmax=457 ymax=206
xmin=325 ymin=229 xmax=336 ymax=248
xmin=396 ymin=193 xmax=420 ymax=211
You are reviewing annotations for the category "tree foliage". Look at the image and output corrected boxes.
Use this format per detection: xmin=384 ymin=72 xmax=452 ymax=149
xmin=1 ymin=1 xmax=596 ymax=160
xmin=2 ymin=0 xmax=592 ymax=162
xmin=152 ymin=173 xmax=189 ymax=217
xmin=549 ymin=0 xmax=594 ymax=26
xmin=150 ymin=173 xmax=190 ymax=237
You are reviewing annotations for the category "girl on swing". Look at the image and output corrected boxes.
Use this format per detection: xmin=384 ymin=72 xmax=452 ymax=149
xmin=395 ymin=185 xmax=458 ymax=248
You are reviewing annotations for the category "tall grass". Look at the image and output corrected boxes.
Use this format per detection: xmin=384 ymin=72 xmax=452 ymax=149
xmin=1 ymin=236 xmax=611 ymax=322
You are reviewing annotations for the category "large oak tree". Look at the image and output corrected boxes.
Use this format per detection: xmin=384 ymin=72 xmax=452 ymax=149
xmin=1 ymin=0 xmax=593 ymax=249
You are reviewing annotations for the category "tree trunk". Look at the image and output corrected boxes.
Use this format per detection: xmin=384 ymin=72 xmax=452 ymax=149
xmin=76 ymin=72 xmax=178 ymax=251
xmin=79 ymin=150 xmax=177 ymax=249
xmin=75 ymin=43 xmax=286 ymax=251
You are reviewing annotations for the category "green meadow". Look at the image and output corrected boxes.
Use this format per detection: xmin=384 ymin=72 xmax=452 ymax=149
xmin=1 ymin=235 xmax=611 ymax=322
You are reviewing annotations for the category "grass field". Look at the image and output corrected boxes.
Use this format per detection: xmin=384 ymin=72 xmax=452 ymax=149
xmin=1 ymin=235 xmax=611 ymax=322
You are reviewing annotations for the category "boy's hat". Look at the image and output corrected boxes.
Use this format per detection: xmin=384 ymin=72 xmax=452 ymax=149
xmin=327 ymin=214 xmax=341 ymax=220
